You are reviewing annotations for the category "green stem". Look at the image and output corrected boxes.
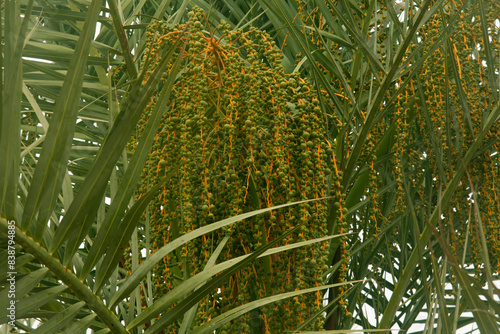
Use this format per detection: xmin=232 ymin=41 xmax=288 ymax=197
xmin=0 ymin=218 xmax=129 ymax=334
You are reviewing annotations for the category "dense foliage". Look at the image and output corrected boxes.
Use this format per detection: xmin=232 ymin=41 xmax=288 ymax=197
xmin=1 ymin=0 xmax=499 ymax=333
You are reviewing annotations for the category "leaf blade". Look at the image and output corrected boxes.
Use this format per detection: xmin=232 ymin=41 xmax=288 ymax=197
xmin=109 ymin=197 xmax=328 ymax=308
xmin=20 ymin=0 xmax=105 ymax=240
xmin=49 ymin=32 xmax=186 ymax=261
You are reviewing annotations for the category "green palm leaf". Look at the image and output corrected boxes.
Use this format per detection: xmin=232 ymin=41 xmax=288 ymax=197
xmin=1 ymin=1 xmax=499 ymax=333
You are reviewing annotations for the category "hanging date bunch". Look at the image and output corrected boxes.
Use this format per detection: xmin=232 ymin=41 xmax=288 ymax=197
xmin=398 ymin=3 xmax=500 ymax=275
xmin=133 ymin=6 xmax=334 ymax=333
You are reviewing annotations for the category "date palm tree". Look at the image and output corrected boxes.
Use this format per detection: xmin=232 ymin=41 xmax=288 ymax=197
xmin=1 ymin=0 xmax=499 ymax=333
